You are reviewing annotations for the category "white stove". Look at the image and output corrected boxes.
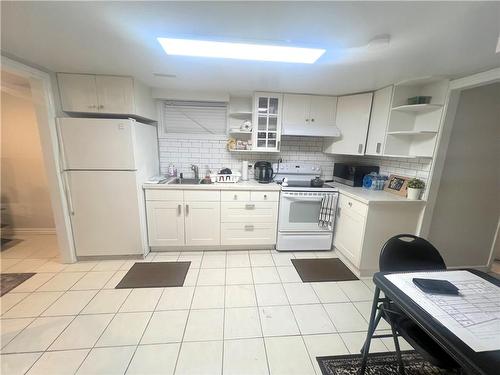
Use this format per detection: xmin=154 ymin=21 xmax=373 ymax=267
xmin=273 ymin=163 xmax=339 ymax=252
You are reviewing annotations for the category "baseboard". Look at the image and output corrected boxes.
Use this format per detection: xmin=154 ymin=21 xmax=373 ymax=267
xmin=1 ymin=228 xmax=56 ymax=235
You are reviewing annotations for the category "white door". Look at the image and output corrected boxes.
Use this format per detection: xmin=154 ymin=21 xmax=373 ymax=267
xmin=333 ymin=206 xmax=365 ymax=267
xmin=366 ymin=86 xmax=393 ymax=156
xmin=282 ymin=94 xmax=309 ymax=135
xmin=58 ymin=118 xmax=136 ymax=170
xmin=325 ymin=93 xmax=373 ymax=155
xmin=146 ymin=201 xmax=185 ymax=247
xmin=57 ymin=73 xmax=98 ymax=113
xmin=96 ymin=76 xmax=134 ymax=114
xmin=309 ymin=95 xmax=337 ymax=126
xmin=67 ymin=171 xmax=142 ymax=256
xmin=185 ymin=201 xmax=220 ymax=246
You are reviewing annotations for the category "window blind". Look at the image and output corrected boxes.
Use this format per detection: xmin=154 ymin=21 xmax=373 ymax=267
xmin=161 ymin=100 xmax=227 ymax=135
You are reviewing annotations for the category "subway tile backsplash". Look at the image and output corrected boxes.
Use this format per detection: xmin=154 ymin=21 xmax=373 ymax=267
xmin=158 ymin=135 xmax=432 ymax=187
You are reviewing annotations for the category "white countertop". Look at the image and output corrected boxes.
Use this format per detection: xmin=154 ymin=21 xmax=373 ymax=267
xmin=143 ymin=178 xmax=281 ymax=191
xmin=329 ymin=183 xmax=426 ymax=205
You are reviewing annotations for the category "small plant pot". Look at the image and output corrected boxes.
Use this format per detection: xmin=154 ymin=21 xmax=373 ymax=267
xmin=407 ymin=187 xmax=422 ymax=200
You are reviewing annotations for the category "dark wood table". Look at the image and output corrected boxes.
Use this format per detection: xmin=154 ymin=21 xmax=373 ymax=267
xmin=361 ymin=269 xmax=500 ymax=375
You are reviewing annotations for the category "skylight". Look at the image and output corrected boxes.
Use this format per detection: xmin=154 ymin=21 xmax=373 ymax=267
xmin=157 ymin=38 xmax=325 ymax=64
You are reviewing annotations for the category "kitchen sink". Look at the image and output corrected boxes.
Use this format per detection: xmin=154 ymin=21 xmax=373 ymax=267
xmin=168 ymin=178 xmax=212 ymax=185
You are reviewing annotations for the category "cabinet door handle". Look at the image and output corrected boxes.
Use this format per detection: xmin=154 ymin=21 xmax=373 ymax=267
xmin=277 ymin=141 xmax=280 ymax=151
xmin=348 ymin=202 xmax=353 ymax=207
xmin=245 ymin=204 xmax=255 ymax=209
xmin=234 ymin=194 xmax=238 ymax=200
xmin=185 ymin=204 xmax=189 ymax=215
xmin=358 ymin=144 xmax=364 ymax=154
xmin=98 ymin=105 xmax=104 ymax=110
xmin=244 ymin=225 xmax=254 ymax=231
xmin=305 ymin=119 xmax=310 ymax=122
xmin=376 ymin=142 xmax=381 ymax=154
xmin=178 ymin=204 xmax=182 ymax=215
xmin=263 ymin=194 xmax=267 ymax=199
xmin=311 ymin=118 xmax=315 ymax=122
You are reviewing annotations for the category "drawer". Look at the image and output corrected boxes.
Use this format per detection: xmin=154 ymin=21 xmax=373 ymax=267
xmin=184 ymin=190 xmax=220 ymax=202
xmin=338 ymin=194 xmax=368 ymax=217
xmin=250 ymin=191 xmax=279 ymax=202
xmin=221 ymin=223 xmax=276 ymax=246
xmin=145 ymin=189 xmax=183 ymax=201
xmin=221 ymin=190 xmax=251 ymax=202
xmin=221 ymin=201 xmax=278 ymax=223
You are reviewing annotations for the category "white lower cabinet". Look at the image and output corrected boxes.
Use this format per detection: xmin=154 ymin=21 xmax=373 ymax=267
xmin=184 ymin=201 xmax=220 ymax=246
xmin=333 ymin=192 xmax=424 ymax=277
xmin=145 ymin=189 xmax=278 ymax=249
xmin=146 ymin=201 xmax=184 ymax=247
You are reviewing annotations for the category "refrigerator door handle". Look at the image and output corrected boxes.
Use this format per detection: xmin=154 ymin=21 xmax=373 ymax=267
xmin=62 ymin=172 xmax=75 ymax=215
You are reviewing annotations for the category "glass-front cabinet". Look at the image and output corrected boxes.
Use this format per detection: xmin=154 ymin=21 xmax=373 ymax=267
xmin=253 ymin=92 xmax=282 ymax=152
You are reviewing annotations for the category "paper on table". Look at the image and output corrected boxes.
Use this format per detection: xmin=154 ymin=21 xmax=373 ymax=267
xmin=386 ymin=270 xmax=500 ymax=352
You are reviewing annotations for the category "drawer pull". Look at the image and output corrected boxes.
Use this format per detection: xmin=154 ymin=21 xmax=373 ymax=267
xmin=245 ymin=204 xmax=255 ymax=209
xmin=234 ymin=194 xmax=238 ymax=200
xmin=244 ymin=225 xmax=254 ymax=231
xmin=264 ymin=194 xmax=267 ymax=199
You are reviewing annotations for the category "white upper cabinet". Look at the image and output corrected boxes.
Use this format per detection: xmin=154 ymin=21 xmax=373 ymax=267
xmin=282 ymin=94 xmax=337 ymax=136
xmin=253 ymin=92 xmax=282 ymax=152
xmin=95 ymin=75 xmax=134 ymax=115
xmin=58 ymin=73 xmax=98 ymax=113
xmin=365 ymin=86 xmax=393 ymax=156
xmin=323 ymin=92 xmax=373 ymax=155
xmin=57 ymin=73 xmax=156 ymax=121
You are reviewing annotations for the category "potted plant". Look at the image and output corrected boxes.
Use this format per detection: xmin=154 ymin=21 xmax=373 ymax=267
xmin=407 ymin=178 xmax=425 ymax=200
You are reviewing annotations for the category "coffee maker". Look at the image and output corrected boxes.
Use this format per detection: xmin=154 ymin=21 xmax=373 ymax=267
xmin=254 ymin=161 xmax=274 ymax=183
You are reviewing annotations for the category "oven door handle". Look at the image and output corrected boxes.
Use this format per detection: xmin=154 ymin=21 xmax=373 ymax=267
xmin=283 ymin=196 xmax=324 ymax=202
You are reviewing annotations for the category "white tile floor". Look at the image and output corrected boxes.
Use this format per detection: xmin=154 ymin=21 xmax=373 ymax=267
xmin=1 ymin=234 xmax=414 ymax=375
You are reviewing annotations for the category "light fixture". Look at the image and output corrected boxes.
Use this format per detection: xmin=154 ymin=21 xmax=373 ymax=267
xmin=157 ymin=37 xmax=325 ymax=64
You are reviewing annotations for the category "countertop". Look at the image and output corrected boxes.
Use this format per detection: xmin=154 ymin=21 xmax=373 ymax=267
xmin=329 ymin=183 xmax=426 ymax=205
xmin=143 ymin=178 xmax=425 ymax=203
xmin=143 ymin=178 xmax=281 ymax=191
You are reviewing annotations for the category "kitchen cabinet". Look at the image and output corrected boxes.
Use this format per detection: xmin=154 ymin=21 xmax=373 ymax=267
xmin=253 ymin=92 xmax=282 ymax=152
xmin=333 ymin=191 xmax=424 ymax=277
xmin=57 ymin=73 xmax=156 ymax=121
xmin=323 ymin=92 xmax=373 ymax=155
xmin=146 ymin=201 xmax=185 ymax=247
xmin=282 ymin=94 xmax=337 ymax=136
xmin=95 ymin=75 xmax=134 ymax=114
xmin=365 ymin=86 xmax=393 ymax=156
xmin=58 ymin=74 xmax=99 ymax=113
xmin=184 ymin=201 xmax=220 ymax=246
xmin=145 ymin=188 xmax=278 ymax=249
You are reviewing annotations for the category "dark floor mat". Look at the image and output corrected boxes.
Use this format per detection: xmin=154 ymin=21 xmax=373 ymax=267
xmin=317 ymin=351 xmax=458 ymax=374
xmin=1 ymin=273 xmax=36 ymax=296
xmin=115 ymin=262 xmax=191 ymax=289
xmin=1 ymin=238 xmax=23 ymax=251
xmin=291 ymin=258 xmax=358 ymax=282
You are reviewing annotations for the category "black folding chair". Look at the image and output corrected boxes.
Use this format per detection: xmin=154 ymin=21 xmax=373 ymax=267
xmin=359 ymin=234 xmax=461 ymax=374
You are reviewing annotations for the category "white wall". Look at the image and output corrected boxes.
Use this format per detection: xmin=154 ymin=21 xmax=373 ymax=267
xmin=428 ymin=83 xmax=500 ymax=268
xmin=1 ymin=91 xmax=55 ymax=229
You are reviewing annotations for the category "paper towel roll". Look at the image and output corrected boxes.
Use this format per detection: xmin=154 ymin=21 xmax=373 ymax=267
xmin=241 ymin=160 xmax=249 ymax=181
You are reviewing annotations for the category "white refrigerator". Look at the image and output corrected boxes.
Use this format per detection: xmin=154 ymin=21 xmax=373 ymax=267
xmin=57 ymin=118 xmax=159 ymax=257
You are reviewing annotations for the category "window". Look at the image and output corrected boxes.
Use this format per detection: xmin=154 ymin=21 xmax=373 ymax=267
xmin=160 ymin=100 xmax=227 ymax=135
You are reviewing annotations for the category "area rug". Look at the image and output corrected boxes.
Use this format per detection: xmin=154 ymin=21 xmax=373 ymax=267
xmin=317 ymin=351 xmax=458 ymax=374
xmin=291 ymin=258 xmax=358 ymax=282
xmin=115 ymin=261 xmax=191 ymax=288
xmin=0 ymin=273 xmax=36 ymax=296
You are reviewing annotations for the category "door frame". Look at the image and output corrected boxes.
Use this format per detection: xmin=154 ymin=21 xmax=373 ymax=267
xmin=419 ymin=67 xmax=500 ymax=269
xmin=1 ymin=56 xmax=76 ymax=262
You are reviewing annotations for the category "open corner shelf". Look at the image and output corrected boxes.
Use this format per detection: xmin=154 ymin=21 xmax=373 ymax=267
xmin=228 ymin=129 xmax=252 ymax=135
xmin=228 ymin=111 xmax=253 ymax=119
xmin=391 ymin=104 xmax=443 ymax=113
xmin=386 ymin=130 xmax=438 ymax=136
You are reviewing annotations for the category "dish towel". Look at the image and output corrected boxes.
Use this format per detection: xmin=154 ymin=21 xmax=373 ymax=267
xmin=319 ymin=194 xmax=336 ymax=230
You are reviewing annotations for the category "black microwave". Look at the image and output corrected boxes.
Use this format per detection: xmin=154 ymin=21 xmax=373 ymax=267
xmin=333 ymin=163 xmax=379 ymax=187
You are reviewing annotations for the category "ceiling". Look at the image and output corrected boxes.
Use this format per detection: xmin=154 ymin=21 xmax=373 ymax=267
xmin=2 ymin=1 xmax=500 ymax=96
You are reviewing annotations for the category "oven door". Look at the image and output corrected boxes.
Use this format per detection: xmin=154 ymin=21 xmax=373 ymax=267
xmin=279 ymin=191 xmax=331 ymax=232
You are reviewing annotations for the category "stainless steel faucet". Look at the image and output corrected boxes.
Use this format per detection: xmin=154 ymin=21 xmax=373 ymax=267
xmin=191 ymin=164 xmax=199 ymax=180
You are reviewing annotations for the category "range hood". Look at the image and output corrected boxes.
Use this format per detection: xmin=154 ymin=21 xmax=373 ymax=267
xmin=281 ymin=122 xmax=341 ymax=137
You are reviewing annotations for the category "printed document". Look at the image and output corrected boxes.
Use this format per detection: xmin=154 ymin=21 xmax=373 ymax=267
xmin=386 ymin=270 xmax=500 ymax=352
